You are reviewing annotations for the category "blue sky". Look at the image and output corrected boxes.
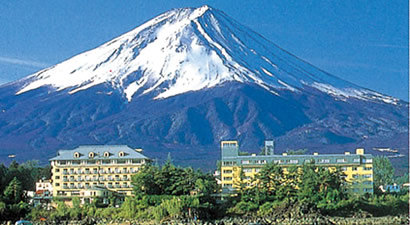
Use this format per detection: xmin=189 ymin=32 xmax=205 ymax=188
xmin=0 ymin=0 xmax=408 ymax=100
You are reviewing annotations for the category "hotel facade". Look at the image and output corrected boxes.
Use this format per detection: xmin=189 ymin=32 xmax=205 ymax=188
xmin=220 ymin=140 xmax=374 ymax=194
xmin=50 ymin=145 xmax=149 ymax=198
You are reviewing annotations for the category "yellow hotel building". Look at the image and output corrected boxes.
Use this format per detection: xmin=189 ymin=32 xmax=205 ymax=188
xmin=220 ymin=140 xmax=374 ymax=194
xmin=50 ymin=145 xmax=149 ymax=197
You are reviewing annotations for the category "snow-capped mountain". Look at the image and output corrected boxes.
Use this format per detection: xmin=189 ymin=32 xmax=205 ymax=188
xmin=0 ymin=6 xmax=408 ymax=171
xmin=16 ymin=5 xmax=398 ymax=104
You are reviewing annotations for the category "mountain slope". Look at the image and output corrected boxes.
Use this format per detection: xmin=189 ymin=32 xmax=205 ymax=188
xmin=0 ymin=6 xmax=407 ymax=171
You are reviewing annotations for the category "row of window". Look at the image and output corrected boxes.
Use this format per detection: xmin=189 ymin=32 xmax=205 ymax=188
xmin=54 ymin=175 xmax=130 ymax=182
xmin=56 ymin=159 xmax=144 ymax=166
xmin=352 ymin=174 xmax=373 ymax=179
xmin=223 ymin=157 xmax=372 ymax=166
xmin=56 ymin=167 xmax=139 ymax=174
xmin=222 ymin=142 xmax=238 ymax=148
xmin=223 ymin=166 xmax=372 ymax=174
xmin=55 ymin=182 xmax=131 ymax=189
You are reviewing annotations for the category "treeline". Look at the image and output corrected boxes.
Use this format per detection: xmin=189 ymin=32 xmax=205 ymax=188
xmin=227 ymin=162 xmax=408 ymax=218
xmin=0 ymin=161 xmax=51 ymax=221
xmin=0 ymin=157 xmax=408 ymax=223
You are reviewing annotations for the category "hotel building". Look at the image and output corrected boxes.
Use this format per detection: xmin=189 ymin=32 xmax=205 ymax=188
xmin=50 ymin=145 xmax=149 ymax=198
xmin=220 ymin=140 xmax=374 ymax=194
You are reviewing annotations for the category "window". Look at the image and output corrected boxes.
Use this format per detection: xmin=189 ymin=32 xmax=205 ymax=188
xmin=104 ymin=152 xmax=110 ymax=157
xmin=255 ymin=169 xmax=261 ymax=172
xmin=74 ymin=152 xmax=80 ymax=158
xmin=289 ymin=159 xmax=298 ymax=164
xmin=88 ymin=152 xmax=95 ymax=158
xmin=223 ymin=161 xmax=234 ymax=166
xmin=117 ymin=159 xmax=126 ymax=164
xmin=255 ymin=160 xmax=266 ymax=164
xmin=353 ymin=158 xmax=360 ymax=163
xmin=241 ymin=160 xmax=250 ymax=164
xmin=86 ymin=160 xmax=96 ymax=165
xmin=242 ymin=168 xmax=252 ymax=173
xmin=364 ymin=167 xmax=372 ymax=171
xmin=119 ymin=151 xmax=125 ymax=157
xmin=71 ymin=160 xmax=80 ymax=165
xmin=223 ymin=177 xmax=232 ymax=181
xmin=364 ymin=159 xmax=373 ymax=163
xmin=318 ymin=159 xmax=330 ymax=163
xmin=352 ymin=167 xmax=358 ymax=171
xmin=341 ymin=167 xmax=347 ymax=171
xmin=363 ymin=174 xmax=372 ymax=178
xmin=55 ymin=183 xmax=60 ymax=187
xmin=353 ymin=174 xmax=359 ymax=178
xmin=102 ymin=159 xmax=111 ymax=164
xmin=55 ymin=176 xmax=60 ymax=179
xmin=336 ymin=158 xmax=346 ymax=163
xmin=59 ymin=161 xmax=67 ymax=165
xmin=364 ymin=188 xmax=373 ymax=192
xmin=132 ymin=159 xmax=142 ymax=164
xmin=223 ymin=170 xmax=232 ymax=174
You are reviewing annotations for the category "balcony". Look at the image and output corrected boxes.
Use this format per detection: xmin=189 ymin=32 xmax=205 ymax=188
xmin=115 ymin=177 xmax=121 ymax=181
xmin=85 ymin=171 xmax=90 ymax=174
xmin=108 ymin=184 xmax=113 ymax=188
xmin=63 ymin=178 xmax=68 ymax=182
xmin=92 ymin=177 xmax=98 ymax=181
xmin=99 ymin=177 xmax=106 ymax=181
xmin=115 ymin=184 xmax=121 ymax=188
xmin=69 ymin=178 xmax=76 ymax=182
xmin=63 ymin=171 xmax=68 ymax=175
xmin=121 ymin=184 xmax=129 ymax=188
xmin=92 ymin=171 xmax=98 ymax=174
xmin=63 ymin=185 xmax=68 ymax=189
xmin=122 ymin=177 xmax=129 ymax=181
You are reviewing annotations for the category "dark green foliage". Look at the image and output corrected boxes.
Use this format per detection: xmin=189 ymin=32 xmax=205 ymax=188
xmin=130 ymin=160 xmax=218 ymax=221
xmin=373 ymin=156 xmax=394 ymax=192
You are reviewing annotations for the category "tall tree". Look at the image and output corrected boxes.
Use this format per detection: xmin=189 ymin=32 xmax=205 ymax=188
xmin=373 ymin=156 xmax=395 ymax=191
xmin=3 ymin=177 xmax=24 ymax=204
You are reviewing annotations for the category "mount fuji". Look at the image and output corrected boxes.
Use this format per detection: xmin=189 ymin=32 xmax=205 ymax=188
xmin=0 ymin=6 xmax=408 ymax=170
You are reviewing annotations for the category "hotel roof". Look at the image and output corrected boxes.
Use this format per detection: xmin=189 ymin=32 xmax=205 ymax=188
xmin=49 ymin=145 xmax=148 ymax=161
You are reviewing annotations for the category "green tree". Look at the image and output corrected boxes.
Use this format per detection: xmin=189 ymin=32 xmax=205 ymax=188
xmin=132 ymin=164 xmax=161 ymax=195
xmin=3 ymin=177 xmax=24 ymax=204
xmin=254 ymin=162 xmax=284 ymax=202
xmin=373 ymin=156 xmax=394 ymax=192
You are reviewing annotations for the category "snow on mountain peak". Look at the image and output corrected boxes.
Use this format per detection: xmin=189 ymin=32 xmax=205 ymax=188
xmin=15 ymin=6 xmax=400 ymax=104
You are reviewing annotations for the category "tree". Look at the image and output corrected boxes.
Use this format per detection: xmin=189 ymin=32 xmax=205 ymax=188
xmin=373 ymin=156 xmax=394 ymax=192
xmin=3 ymin=177 xmax=24 ymax=204
xmin=254 ymin=162 xmax=284 ymax=202
xmin=132 ymin=164 xmax=161 ymax=195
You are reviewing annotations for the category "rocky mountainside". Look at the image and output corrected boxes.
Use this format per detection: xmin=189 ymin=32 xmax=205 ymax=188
xmin=0 ymin=6 xmax=407 ymax=170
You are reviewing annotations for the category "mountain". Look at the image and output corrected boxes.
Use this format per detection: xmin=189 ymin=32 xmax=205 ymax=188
xmin=0 ymin=6 xmax=408 ymax=171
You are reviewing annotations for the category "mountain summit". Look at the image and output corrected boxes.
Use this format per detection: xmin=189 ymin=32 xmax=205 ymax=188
xmin=0 ymin=6 xmax=408 ymax=170
xmin=17 ymin=6 xmax=397 ymax=104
